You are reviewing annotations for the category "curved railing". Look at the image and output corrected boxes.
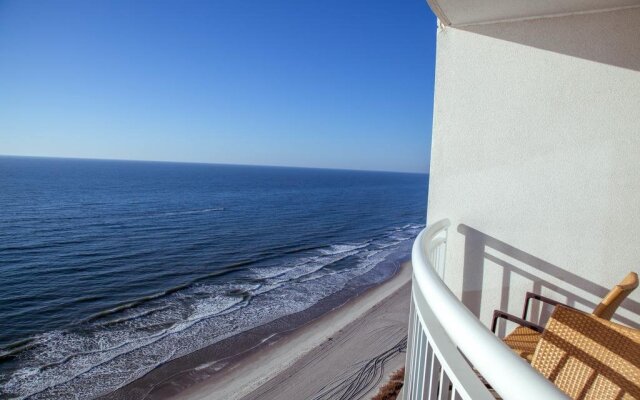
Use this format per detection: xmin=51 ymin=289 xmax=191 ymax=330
xmin=403 ymin=220 xmax=568 ymax=400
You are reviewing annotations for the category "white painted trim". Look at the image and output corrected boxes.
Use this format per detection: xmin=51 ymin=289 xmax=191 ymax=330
xmin=425 ymin=0 xmax=640 ymax=28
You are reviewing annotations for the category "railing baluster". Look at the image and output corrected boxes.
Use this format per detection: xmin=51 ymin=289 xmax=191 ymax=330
xmin=412 ymin=324 xmax=425 ymax=399
xmin=415 ymin=330 xmax=428 ymax=398
xmin=428 ymin=351 xmax=441 ymax=400
xmin=411 ymin=311 xmax=422 ymax=399
xmin=422 ymin=340 xmax=434 ymax=399
xmin=439 ymin=368 xmax=452 ymax=400
xmin=410 ymin=330 xmax=418 ymax=400
xmin=406 ymin=311 xmax=418 ymax=399
xmin=404 ymin=303 xmax=416 ymax=400
xmin=433 ymin=247 xmax=439 ymax=275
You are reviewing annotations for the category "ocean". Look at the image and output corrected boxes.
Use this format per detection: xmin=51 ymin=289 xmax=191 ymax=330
xmin=0 ymin=156 xmax=427 ymax=399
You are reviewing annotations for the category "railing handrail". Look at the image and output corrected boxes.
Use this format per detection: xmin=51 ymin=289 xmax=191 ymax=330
xmin=412 ymin=220 xmax=568 ymax=400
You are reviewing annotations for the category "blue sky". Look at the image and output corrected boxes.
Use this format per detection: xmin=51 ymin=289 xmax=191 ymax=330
xmin=0 ymin=1 xmax=436 ymax=173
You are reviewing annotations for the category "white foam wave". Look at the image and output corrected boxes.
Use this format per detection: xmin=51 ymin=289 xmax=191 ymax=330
xmin=318 ymin=242 xmax=368 ymax=255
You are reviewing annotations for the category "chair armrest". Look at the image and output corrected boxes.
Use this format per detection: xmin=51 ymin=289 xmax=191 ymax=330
xmin=522 ymin=292 xmax=564 ymax=319
xmin=491 ymin=310 xmax=544 ymax=334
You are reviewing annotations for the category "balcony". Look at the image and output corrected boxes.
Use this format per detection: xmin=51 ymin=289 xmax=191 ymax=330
xmin=402 ymin=219 xmax=568 ymax=400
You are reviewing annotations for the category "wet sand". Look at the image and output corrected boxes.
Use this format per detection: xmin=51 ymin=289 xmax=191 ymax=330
xmin=103 ymin=261 xmax=412 ymax=400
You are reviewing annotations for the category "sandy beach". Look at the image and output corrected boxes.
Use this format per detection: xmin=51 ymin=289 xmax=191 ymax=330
xmin=181 ymin=261 xmax=411 ymax=400
xmin=105 ymin=261 xmax=412 ymax=400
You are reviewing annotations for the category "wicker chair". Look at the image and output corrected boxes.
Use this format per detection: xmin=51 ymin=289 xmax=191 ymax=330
xmin=531 ymin=305 xmax=640 ymax=399
xmin=491 ymin=272 xmax=638 ymax=362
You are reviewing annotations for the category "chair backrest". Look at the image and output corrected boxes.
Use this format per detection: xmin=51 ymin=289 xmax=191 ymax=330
xmin=592 ymin=272 xmax=639 ymax=320
xmin=531 ymin=305 xmax=640 ymax=400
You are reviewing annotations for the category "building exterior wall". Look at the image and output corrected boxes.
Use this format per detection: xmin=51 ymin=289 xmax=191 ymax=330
xmin=427 ymin=7 xmax=640 ymax=332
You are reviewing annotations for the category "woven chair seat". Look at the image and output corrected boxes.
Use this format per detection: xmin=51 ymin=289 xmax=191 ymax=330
xmin=531 ymin=305 xmax=640 ymax=400
xmin=496 ymin=272 xmax=638 ymax=367
xmin=503 ymin=326 xmax=541 ymax=362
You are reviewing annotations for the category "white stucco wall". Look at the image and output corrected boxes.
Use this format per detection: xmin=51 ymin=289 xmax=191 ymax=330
xmin=427 ymin=7 xmax=640 ymax=332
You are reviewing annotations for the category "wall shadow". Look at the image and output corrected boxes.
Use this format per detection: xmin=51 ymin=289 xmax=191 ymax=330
xmin=458 ymin=224 xmax=640 ymax=332
xmin=458 ymin=7 xmax=640 ymax=73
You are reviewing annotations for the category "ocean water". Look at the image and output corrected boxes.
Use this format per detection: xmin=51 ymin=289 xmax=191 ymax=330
xmin=0 ymin=156 xmax=427 ymax=399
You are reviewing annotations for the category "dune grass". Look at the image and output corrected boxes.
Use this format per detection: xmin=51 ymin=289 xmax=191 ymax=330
xmin=372 ymin=367 xmax=405 ymax=400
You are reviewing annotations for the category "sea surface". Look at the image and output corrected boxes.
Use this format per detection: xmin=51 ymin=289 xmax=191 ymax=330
xmin=0 ymin=156 xmax=427 ymax=399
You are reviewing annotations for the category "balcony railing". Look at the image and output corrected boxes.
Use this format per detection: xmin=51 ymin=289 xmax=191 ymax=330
xmin=403 ymin=219 xmax=568 ymax=400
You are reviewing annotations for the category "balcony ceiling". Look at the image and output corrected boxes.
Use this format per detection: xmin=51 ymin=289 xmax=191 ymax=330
xmin=428 ymin=0 xmax=640 ymax=26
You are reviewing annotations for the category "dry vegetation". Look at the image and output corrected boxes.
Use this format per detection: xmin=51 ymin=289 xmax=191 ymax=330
xmin=372 ymin=367 xmax=405 ymax=400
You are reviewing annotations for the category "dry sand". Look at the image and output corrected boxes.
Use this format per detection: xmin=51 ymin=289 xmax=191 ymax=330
xmin=177 ymin=261 xmax=412 ymax=400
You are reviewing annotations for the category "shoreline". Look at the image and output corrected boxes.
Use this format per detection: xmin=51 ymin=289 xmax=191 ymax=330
xmin=103 ymin=260 xmax=412 ymax=400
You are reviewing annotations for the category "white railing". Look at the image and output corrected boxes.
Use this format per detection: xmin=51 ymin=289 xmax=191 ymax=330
xmin=403 ymin=220 xmax=568 ymax=400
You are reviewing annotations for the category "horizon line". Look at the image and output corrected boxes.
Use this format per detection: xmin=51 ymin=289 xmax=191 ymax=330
xmin=0 ymin=154 xmax=429 ymax=176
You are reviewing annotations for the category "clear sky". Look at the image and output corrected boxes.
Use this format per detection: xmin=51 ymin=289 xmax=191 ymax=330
xmin=0 ymin=1 xmax=436 ymax=173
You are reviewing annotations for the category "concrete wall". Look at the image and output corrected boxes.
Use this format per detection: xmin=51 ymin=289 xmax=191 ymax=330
xmin=427 ymin=7 xmax=640 ymax=333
